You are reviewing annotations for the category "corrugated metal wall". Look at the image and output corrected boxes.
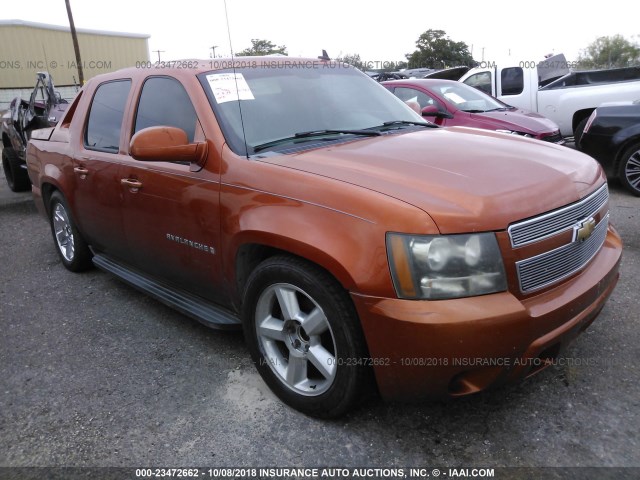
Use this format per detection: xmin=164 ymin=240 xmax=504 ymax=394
xmin=0 ymin=22 xmax=150 ymax=89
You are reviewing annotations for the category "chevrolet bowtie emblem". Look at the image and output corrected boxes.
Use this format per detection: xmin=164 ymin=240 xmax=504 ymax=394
xmin=573 ymin=217 xmax=596 ymax=242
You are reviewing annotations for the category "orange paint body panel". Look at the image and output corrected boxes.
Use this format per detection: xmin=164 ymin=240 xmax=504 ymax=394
xmin=26 ymin=58 xmax=622 ymax=403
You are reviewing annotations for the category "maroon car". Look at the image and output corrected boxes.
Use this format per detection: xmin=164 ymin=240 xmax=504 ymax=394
xmin=383 ymin=79 xmax=564 ymax=144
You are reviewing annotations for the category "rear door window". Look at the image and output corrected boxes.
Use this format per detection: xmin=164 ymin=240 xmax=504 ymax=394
xmin=84 ymin=80 xmax=131 ymax=153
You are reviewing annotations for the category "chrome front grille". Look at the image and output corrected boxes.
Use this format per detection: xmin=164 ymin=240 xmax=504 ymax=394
xmin=508 ymin=184 xmax=608 ymax=247
xmin=508 ymin=183 xmax=610 ymax=293
xmin=516 ymin=214 xmax=609 ymax=293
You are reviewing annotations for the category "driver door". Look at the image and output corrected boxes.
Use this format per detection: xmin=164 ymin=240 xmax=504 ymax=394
xmin=118 ymin=76 xmax=224 ymax=302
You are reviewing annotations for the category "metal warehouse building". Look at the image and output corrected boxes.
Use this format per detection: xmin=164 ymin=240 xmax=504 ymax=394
xmin=0 ymin=19 xmax=150 ymax=109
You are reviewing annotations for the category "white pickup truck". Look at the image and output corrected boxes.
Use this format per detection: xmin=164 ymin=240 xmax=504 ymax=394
xmin=458 ymin=55 xmax=640 ymax=140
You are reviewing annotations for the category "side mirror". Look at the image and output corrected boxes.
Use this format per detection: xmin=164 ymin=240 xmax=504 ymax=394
xmin=130 ymin=126 xmax=207 ymax=168
xmin=421 ymin=106 xmax=454 ymax=119
xmin=421 ymin=105 xmax=440 ymax=116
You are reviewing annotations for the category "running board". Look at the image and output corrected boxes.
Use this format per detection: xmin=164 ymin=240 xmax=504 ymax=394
xmin=92 ymin=254 xmax=241 ymax=330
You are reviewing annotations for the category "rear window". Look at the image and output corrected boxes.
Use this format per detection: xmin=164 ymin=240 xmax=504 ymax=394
xmin=84 ymin=80 xmax=131 ymax=153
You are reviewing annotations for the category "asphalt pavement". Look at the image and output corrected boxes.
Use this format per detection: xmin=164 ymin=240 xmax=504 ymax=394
xmin=1 ymin=156 xmax=639 ymax=476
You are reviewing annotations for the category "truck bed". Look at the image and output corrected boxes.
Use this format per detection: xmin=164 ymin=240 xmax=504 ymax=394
xmin=543 ymin=66 xmax=640 ymax=90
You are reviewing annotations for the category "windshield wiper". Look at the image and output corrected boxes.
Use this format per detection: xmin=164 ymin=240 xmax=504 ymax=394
xmin=377 ymin=120 xmax=436 ymax=129
xmin=295 ymin=129 xmax=382 ymax=138
xmin=253 ymin=129 xmax=381 ymax=152
xmin=461 ymin=109 xmax=486 ymax=113
xmin=485 ymin=107 xmax=513 ymax=112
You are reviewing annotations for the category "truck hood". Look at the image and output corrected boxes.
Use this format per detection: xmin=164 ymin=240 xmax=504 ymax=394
xmin=261 ymin=127 xmax=604 ymax=233
xmin=473 ymin=108 xmax=559 ymax=135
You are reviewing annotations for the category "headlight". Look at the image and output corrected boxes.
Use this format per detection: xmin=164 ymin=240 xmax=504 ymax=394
xmin=496 ymin=129 xmax=533 ymax=138
xmin=386 ymin=232 xmax=507 ymax=300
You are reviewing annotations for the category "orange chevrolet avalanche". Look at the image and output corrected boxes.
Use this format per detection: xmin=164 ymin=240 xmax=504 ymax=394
xmin=26 ymin=58 xmax=622 ymax=417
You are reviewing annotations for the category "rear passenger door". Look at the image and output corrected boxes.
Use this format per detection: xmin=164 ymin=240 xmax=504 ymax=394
xmin=73 ymin=79 xmax=131 ymax=259
xmin=118 ymin=76 xmax=224 ymax=302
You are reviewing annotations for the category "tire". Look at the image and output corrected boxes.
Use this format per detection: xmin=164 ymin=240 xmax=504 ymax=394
xmin=573 ymin=117 xmax=589 ymax=149
xmin=242 ymin=255 xmax=371 ymax=418
xmin=618 ymin=143 xmax=640 ymax=197
xmin=48 ymin=191 xmax=93 ymax=271
xmin=2 ymin=147 xmax=31 ymax=192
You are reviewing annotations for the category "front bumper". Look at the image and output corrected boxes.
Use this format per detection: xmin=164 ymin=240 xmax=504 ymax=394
xmin=539 ymin=132 xmax=565 ymax=145
xmin=352 ymin=226 xmax=622 ymax=402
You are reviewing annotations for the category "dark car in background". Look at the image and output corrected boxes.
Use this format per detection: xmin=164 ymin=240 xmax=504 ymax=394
xmin=1 ymin=72 xmax=68 ymax=191
xmin=578 ymin=101 xmax=640 ymax=196
xmin=382 ymin=79 xmax=564 ymax=144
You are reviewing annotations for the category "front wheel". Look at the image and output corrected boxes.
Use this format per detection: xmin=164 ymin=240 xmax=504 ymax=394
xmin=619 ymin=143 xmax=640 ymax=196
xmin=573 ymin=117 xmax=589 ymax=148
xmin=48 ymin=191 xmax=93 ymax=271
xmin=242 ymin=256 xmax=371 ymax=418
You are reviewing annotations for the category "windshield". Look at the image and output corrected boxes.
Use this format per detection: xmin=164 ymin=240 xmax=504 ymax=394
xmin=430 ymin=81 xmax=508 ymax=113
xmin=198 ymin=63 xmax=424 ymax=155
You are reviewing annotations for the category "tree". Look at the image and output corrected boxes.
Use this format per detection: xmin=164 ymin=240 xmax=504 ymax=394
xmin=578 ymin=35 xmax=640 ymax=69
xmin=235 ymin=39 xmax=287 ymax=56
xmin=405 ymin=29 xmax=475 ymax=69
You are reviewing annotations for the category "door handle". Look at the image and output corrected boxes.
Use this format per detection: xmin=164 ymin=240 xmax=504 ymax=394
xmin=120 ymin=178 xmax=143 ymax=191
xmin=74 ymin=166 xmax=89 ymax=176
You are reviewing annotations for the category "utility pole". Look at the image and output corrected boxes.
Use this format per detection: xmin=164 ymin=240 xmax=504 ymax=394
xmin=65 ymin=0 xmax=84 ymax=84
xmin=152 ymin=50 xmax=165 ymax=62
xmin=210 ymin=45 xmax=218 ymax=58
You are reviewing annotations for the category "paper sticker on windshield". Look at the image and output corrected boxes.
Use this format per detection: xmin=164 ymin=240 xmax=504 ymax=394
xmin=206 ymin=73 xmax=255 ymax=103
xmin=444 ymin=92 xmax=465 ymax=104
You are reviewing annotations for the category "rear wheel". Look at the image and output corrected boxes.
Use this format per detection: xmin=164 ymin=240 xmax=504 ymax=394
xmin=2 ymin=147 xmax=30 ymax=192
xmin=48 ymin=191 xmax=93 ymax=271
xmin=242 ymin=256 xmax=371 ymax=418
xmin=619 ymin=143 xmax=640 ymax=196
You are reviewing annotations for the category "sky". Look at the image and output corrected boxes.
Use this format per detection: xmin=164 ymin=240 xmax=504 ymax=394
xmin=1 ymin=0 xmax=638 ymax=66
